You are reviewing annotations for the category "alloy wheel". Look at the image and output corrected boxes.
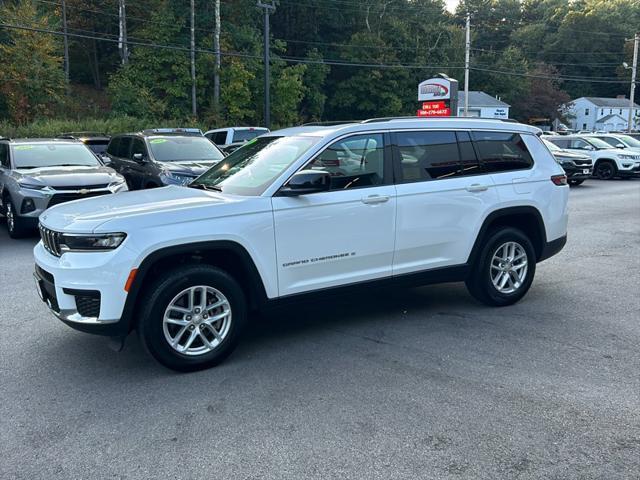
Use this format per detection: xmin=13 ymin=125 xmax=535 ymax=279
xmin=490 ymin=241 xmax=528 ymax=294
xmin=162 ymin=285 xmax=232 ymax=356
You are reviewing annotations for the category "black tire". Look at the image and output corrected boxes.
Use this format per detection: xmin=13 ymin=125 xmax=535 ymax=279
xmin=594 ymin=160 xmax=617 ymax=180
xmin=569 ymin=179 xmax=584 ymax=186
xmin=138 ymin=265 xmax=247 ymax=372
xmin=5 ymin=197 xmax=29 ymax=239
xmin=465 ymin=227 xmax=536 ymax=307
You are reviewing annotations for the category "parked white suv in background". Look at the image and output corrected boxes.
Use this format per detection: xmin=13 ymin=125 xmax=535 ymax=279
xmin=34 ymin=118 xmax=569 ymax=371
xmin=546 ymin=135 xmax=640 ymax=180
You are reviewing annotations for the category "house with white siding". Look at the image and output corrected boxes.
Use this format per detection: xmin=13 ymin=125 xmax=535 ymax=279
xmin=457 ymin=91 xmax=510 ymax=119
xmin=566 ymin=97 xmax=640 ymax=132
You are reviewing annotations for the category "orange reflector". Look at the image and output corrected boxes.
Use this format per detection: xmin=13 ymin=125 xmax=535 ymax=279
xmin=124 ymin=269 xmax=138 ymax=292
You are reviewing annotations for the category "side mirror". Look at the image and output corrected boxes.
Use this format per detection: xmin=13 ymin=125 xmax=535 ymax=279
xmin=279 ymin=170 xmax=331 ymax=196
xmin=615 ymin=143 xmax=626 ymax=149
xmin=132 ymin=153 xmax=146 ymax=163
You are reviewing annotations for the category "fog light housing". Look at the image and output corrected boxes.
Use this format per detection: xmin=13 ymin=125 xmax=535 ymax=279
xmin=21 ymin=198 xmax=36 ymax=214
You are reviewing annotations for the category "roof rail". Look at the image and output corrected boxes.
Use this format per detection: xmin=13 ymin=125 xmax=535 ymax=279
xmin=362 ymin=116 xmax=521 ymax=124
xmin=302 ymin=120 xmax=359 ymax=126
xmin=141 ymin=128 xmax=204 ymax=136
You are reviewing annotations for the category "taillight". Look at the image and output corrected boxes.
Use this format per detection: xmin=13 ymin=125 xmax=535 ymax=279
xmin=551 ymin=174 xmax=568 ymax=186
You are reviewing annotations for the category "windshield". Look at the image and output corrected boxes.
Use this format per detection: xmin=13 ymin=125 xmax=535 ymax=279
xmin=586 ymin=137 xmax=615 ymax=150
xmin=190 ymin=136 xmax=319 ymax=196
xmin=148 ymin=136 xmax=224 ymax=162
xmin=615 ymin=135 xmax=640 ymax=148
xmin=233 ymin=129 xmax=268 ymax=143
xmin=12 ymin=143 xmax=100 ymax=169
xmin=543 ymin=139 xmax=561 ymax=151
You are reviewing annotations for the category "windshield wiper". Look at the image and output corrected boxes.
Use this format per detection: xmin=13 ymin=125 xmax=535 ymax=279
xmin=190 ymin=183 xmax=222 ymax=192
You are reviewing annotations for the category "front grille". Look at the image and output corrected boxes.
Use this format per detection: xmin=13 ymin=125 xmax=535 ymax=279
xmin=74 ymin=292 xmax=101 ymax=318
xmin=39 ymin=224 xmax=63 ymax=257
xmin=48 ymin=191 xmax=109 ymax=208
xmin=573 ymin=159 xmax=592 ymax=166
xmin=51 ymin=184 xmax=109 ymax=191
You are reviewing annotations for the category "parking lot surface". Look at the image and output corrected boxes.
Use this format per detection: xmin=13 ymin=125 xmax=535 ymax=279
xmin=1 ymin=180 xmax=639 ymax=480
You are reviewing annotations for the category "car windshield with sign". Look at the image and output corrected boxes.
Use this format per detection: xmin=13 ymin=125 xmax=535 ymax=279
xmin=12 ymin=143 xmax=101 ymax=169
xmin=190 ymin=136 xmax=319 ymax=196
xmin=148 ymin=136 xmax=224 ymax=162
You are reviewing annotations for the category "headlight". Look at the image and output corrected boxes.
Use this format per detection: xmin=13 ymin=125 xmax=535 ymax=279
xmin=18 ymin=182 xmax=45 ymax=190
xmin=618 ymin=154 xmax=638 ymax=160
xmin=165 ymin=171 xmax=195 ymax=185
xmin=108 ymin=177 xmax=128 ymax=192
xmin=60 ymin=233 xmax=127 ymax=252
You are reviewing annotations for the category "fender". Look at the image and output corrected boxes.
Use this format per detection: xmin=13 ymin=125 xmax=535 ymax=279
xmin=466 ymin=206 xmax=547 ymax=266
xmin=120 ymin=240 xmax=269 ymax=332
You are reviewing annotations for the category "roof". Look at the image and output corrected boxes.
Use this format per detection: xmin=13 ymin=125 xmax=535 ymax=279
xmin=595 ymin=114 xmax=627 ymax=123
xmin=457 ymin=91 xmax=510 ymax=108
xmin=268 ymin=117 xmax=538 ymax=139
xmin=578 ymin=97 xmax=640 ymax=108
xmin=2 ymin=138 xmax=80 ymax=144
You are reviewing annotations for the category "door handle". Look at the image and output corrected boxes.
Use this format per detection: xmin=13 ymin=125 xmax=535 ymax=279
xmin=361 ymin=194 xmax=390 ymax=205
xmin=466 ymin=184 xmax=489 ymax=192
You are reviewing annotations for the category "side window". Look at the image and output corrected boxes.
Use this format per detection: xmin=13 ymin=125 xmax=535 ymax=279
xmin=395 ymin=130 xmax=461 ymax=182
xmin=117 ymin=137 xmax=133 ymax=159
xmin=131 ymin=138 xmax=146 ymax=158
xmin=472 ymin=131 xmax=534 ymax=173
xmin=307 ymin=133 xmax=385 ymax=190
xmin=106 ymin=137 xmax=120 ymax=156
xmin=569 ymin=139 xmax=590 ymax=150
xmin=214 ymin=132 xmax=228 ymax=145
xmin=551 ymin=139 xmax=569 ymax=149
xmin=456 ymin=131 xmax=482 ymax=177
xmin=0 ymin=144 xmax=9 ymax=168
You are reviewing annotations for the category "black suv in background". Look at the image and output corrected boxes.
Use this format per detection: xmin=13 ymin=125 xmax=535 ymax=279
xmin=105 ymin=128 xmax=225 ymax=189
xmin=58 ymin=132 xmax=111 ymax=158
xmin=542 ymin=139 xmax=592 ymax=186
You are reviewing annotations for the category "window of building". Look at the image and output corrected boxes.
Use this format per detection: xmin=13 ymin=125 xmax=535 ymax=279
xmin=585 ymin=108 xmax=590 ymax=116
xmin=582 ymin=123 xmax=587 ymax=130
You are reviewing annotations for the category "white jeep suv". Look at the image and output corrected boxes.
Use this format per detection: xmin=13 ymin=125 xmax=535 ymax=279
xmin=33 ymin=118 xmax=569 ymax=371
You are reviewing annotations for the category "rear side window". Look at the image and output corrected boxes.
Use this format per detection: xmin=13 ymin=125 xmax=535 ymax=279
xmin=131 ymin=138 xmax=146 ymax=157
xmin=394 ymin=130 xmax=482 ymax=182
xmin=472 ymin=131 xmax=533 ymax=173
xmin=0 ymin=143 xmax=9 ymax=168
xmin=106 ymin=137 xmax=120 ymax=155
xmin=549 ymin=139 xmax=569 ymax=149
xmin=209 ymin=132 xmax=227 ymax=145
xmin=116 ymin=137 xmax=132 ymax=159
xmin=233 ymin=129 xmax=268 ymax=143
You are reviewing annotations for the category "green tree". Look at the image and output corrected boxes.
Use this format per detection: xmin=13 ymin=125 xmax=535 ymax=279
xmin=0 ymin=0 xmax=65 ymax=124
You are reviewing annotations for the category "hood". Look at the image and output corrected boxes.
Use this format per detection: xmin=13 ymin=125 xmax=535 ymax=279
xmin=552 ymin=149 xmax=590 ymax=160
xmin=159 ymin=160 xmax=221 ymax=176
xmin=16 ymin=165 xmax=122 ymax=188
xmin=39 ymin=185 xmax=265 ymax=233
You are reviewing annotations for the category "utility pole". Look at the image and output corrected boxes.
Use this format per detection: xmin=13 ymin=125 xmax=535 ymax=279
xmin=213 ymin=0 xmax=221 ymax=113
xmin=257 ymin=1 xmax=276 ymax=129
xmin=118 ymin=0 xmax=129 ymax=65
xmin=463 ymin=13 xmax=470 ymax=117
xmin=190 ymin=0 xmax=197 ymax=117
xmin=62 ymin=0 xmax=69 ymax=84
xmin=626 ymin=33 xmax=638 ymax=133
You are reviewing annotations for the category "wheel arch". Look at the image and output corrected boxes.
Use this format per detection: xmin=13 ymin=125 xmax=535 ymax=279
xmin=121 ymin=240 xmax=269 ymax=333
xmin=467 ymin=206 xmax=547 ymax=266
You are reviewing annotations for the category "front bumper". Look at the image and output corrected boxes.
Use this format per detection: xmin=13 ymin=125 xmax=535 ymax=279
xmin=561 ymin=164 xmax=592 ymax=180
xmin=33 ymin=241 xmax=136 ymax=336
xmin=617 ymin=164 xmax=640 ymax=177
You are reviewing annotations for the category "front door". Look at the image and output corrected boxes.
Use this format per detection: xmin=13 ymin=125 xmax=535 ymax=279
xmin=272 ymin=133 xmax=396 ymax=297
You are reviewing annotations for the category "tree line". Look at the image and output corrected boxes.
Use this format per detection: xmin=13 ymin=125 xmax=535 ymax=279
xmin=0 ymin=0 xmax=638 ymax=130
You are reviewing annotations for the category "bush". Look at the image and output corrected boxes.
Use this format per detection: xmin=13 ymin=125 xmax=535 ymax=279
xmin=0 ymin=117 xmax=205 ymax=138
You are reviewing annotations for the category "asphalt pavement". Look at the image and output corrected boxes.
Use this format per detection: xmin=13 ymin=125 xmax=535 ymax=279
xmin=1 ymin=179 xmax=639 ymax=480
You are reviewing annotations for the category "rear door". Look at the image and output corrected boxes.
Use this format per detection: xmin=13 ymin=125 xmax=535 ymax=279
xmin=272 ymin=132 xmax=396 ymax=296
xmin=392 ymin=130 xmax=498 ymax=275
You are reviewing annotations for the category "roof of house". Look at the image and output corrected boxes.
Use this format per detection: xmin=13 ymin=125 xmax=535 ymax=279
xmin=457 ymin=91 xmax=510 ymax=108
xmin=595 ymin=114 xmax=628 ymax=123
xmin=579 ymin=97 xmax=640 ymax=108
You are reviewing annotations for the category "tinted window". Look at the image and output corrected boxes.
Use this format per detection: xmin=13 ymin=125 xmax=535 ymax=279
xmin=116 ymin=137 xmax=132 ymax=158
xmin=550 ymin=139 xmax=569 ymax=149
xmin=106 ymin=137 xmax=120 ymax=155
xmin=568 ymin=139 xmax=592 ymax=150
xmin=148 ymin=136 xmax=224 ymax=162
xmin=395 ymin=131 xmax=461 ymax=181
xmin=457 ymin=131 xmax=482 ymax=176
xmin=0 ymin=144 xmax=9 ymax=168
xmin=307 ymin=133 xmax=385 ymax=190
xmin=85 ymin=140 xmax=109 ymax=154
xmin=233 ymin=129 xmax=268 ymax=143
xmin=131 ymin=138 xmax=146 ymax=157
xmin=214 ymin=132 xmax=228 ymax=145
xmin=473 ymin=131 xmax=533 ymax=173
xmin=11 ymin=144 xmax=100 ymax=168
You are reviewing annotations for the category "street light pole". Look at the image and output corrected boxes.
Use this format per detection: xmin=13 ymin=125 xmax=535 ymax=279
xmin=257 ymin=1 xmax=275 ymax=129
xmin=190 ymin=0 xmax=197 ymax=118
xmin=627 ymin=33 xmax=638 ymax=133
xmin=62 ymin=0 xmax=69 ymax=84
xmin=464 ymin=13 xmax=471 ymax=117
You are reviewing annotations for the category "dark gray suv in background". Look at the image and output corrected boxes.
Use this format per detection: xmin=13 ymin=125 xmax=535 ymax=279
xmin=105 ymin=128 xmax=225 ymax=189
xmin=0 ymin=138 xmax=127 ymax=238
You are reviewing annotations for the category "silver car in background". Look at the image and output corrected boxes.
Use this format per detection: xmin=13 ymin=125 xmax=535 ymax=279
xmin=0 ymin=138 xmax=128 ymax=238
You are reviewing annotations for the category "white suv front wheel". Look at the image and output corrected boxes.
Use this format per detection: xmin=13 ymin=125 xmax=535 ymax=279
xmin=138 ymin=265 xmax=247 ymax=371
xmin=465 ymin=227 xmax=536 ymax=306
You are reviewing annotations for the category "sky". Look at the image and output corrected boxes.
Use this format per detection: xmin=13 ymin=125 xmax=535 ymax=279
xmin=445 ymin=0 xmax=460 ymax=13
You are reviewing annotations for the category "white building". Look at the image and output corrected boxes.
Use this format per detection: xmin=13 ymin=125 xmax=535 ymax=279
xmin=457 ymin=91 xmax=510 ymax=118
xmin=566 ymin=97 xmax=640 ymax=132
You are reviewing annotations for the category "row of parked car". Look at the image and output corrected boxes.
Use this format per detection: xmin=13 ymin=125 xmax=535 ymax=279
xmin=1 ymin=125 xmax=639 ymax=239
